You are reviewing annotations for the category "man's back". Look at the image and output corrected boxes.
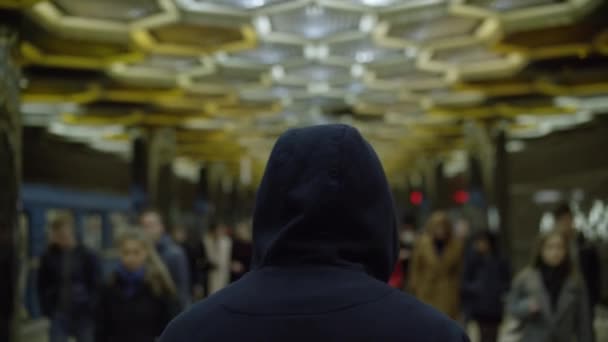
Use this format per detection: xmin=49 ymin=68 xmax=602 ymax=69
xmin=160 ymin=125 xmax=468 ymax=341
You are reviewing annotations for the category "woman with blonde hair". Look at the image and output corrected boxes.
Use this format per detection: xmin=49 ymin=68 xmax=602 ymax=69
xmin=96 ymin=230 xmax=179 ymax=342
xmin=506 ymin=229 xmax=592 ymax=342
xmin=409 ymin=211 xmax=464 ymax=319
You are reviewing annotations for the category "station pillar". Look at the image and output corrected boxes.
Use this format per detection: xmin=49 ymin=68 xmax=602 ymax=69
xmin=468 ymin=120 xmax=511 ymax=255
xmin=131 ymin=129 xmax=177 ymax=228
xmin=0 ymin=18 xmax=21 ymax=342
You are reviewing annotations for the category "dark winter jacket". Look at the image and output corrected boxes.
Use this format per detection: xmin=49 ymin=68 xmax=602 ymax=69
xmin=230 ymin=238 xmax=252 ymax=282
xmin=575 ymin=233 xmax=600 ymax=309
xmin=95 ymin=271 xmax=178 ymax=342
xmin=37 ymin=244 xmax=100 ymax=318
xmin=156 ymin=235 xmax=191 ymax=308
xmin=461 ymin=251 xmax=511 ymax=322
xmin=160 ymin=124 xmax=468 ymax=342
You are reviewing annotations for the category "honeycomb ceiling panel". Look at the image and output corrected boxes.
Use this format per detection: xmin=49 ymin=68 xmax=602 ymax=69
xmin=341 ymin=0 xmax=403 ymax=8
xmin=328 ymin=38 xmax=402 ymax=63
xmin=53 ymin=0 xmax=162 ymax=22
xmin=431 ymin=44 xmax=508 ymax=66
xmin=150 ymin=24 xmax=245 ymax=48
xmin=135 ymin=54 xmax=203 ymax=72
xmin=23 ymin=23 xmax=132 ymax=58
xmin=466 ymin=0 xmax=564 ymax=12
xmin=191 ymin=0 xmax=291 ymax=10
xmin=14 ymin=0 xmax=608 ymax=177
xmin=240 ymin=85 xmax=308 ymax=102
xmin=381 ymin=5 xmax=481 ymax=46
xmin=191 ymin=65 xmax=266 ymax=87
xmin=268 ymin=4 xmax=362 ymax=40
xmin=228 ymin=42 xmax=304 ymax=65
xmin=282 ymin=63 xmax=353 ymax=84
xmin=20 ymin=22 xmax=142 ymax=69
xmin=366 ymin=60 xmax=446 ymax=90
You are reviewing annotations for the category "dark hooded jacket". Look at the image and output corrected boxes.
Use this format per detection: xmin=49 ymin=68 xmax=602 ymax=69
xmin=160 ymin=125 xmax=468 ymax=342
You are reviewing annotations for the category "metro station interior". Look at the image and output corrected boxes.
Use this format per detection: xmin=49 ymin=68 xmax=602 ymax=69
xmin=1 ymin=0 xmax=608 ymax=341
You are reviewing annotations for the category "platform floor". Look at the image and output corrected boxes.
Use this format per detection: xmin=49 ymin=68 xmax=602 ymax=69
xmin=20 ymin=307 xmax=608 ymax=342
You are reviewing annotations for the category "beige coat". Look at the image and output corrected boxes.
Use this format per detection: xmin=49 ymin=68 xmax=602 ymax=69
xmin=409 ymin=234 xmax=464 ymax=319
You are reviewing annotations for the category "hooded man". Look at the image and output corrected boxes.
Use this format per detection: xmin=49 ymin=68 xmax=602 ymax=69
xmin=160 ymin=125 xmax=468 ymax=342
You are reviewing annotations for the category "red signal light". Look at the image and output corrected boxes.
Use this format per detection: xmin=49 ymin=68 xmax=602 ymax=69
xmin=410 ymin=191 xmax=424 ymax=206
xmin=453 ymin=190 xmax=469 ymax=205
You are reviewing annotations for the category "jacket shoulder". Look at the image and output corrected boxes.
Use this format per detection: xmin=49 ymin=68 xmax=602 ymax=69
xmin=159 ymin=296 xmax=225 ymax=341
xmin=381 ymin=291 xmax=468 ymax=339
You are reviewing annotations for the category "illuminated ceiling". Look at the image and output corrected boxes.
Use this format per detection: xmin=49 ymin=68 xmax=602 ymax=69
xmin=5 ymin=0 xmax=608 ymax=184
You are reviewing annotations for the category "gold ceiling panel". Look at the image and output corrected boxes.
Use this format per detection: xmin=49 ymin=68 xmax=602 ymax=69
xmin=495 ymin=24 xmax=606 ymax=59
xmin=52 ymin=0 xmax=162 ymax=22
xmin=375 ymin=3 xmax=494 ymax=49
xmin=132 ymin=22 xmax=257 ymax=56
xmin=456 ymin=78 xmax=608 ymax=97
xmin=418 ymin=42 xmax=526 ymax=81
xmin=429 ymin=103 xmax=576 ymax=119
xmin=20 ymin=23 xmax=143 ymax=69
xmin=27 ymin=0 xmax=179 ymax=42
xmin=23 ymin=82 xmax=101 ymax=103
xmin=0 ymin=0 xmax=41 ymax=8
xmin=207 ymin=100 xmax=283 ymax=118
xmin=452 ymin=0 xmax=603 ymax=32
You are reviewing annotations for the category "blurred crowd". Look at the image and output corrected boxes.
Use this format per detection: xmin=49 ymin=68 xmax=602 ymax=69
xmin=37 ymin=208 xmax=252 ymax=342
xmin=390 ymin=204 xmax=601 ymax=342
xmin=35 ymin=203 xmax=602 ymax=342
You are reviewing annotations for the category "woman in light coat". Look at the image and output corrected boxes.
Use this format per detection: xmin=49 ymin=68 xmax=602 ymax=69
xmin=410 ymin=211 xmax=464 ymax=319
xmin=506 ymin=229 xmax=592 ymax=342
xmin=203 ymin=223 xmax=232 ymax=294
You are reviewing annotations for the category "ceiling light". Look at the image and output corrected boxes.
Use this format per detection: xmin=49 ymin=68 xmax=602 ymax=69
xmin=404 ymin=46 xmax=418 ymax=59
xmin=304 ymin=44 xmax=317 ymax=59
xmin=356 ymin=51 xmax=375 ymax=63
xmin=359 ymin=0 xmax=397 ymax=7
xmin=359 ymin=14 xmax=377 ymax=33
xmin=317 ymin=44 xmax=329 ymax=59
xmin=351 ymin=64 xmax=365 ymax=77
xmin=506 ymin=140 xmax=525 ymax=153
xmin=244 ymin=0 xmax=266 ymax=8
xmin=254 ymin=15 xmax=272 ymax=35
xmin=309 ymin=82 xmax=331 ymax=94
xmin=271 ymin=65 xmax=285 ymax=80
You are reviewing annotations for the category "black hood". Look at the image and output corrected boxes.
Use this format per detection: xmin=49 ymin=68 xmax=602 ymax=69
xmin=251 ymin=124 xmax=398 ymax=282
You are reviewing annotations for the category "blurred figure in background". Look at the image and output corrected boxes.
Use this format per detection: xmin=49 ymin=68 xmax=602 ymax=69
xmin=461 ymin=230 xmax=511 ymax=342
xmin=389 ymin=214 xmax=417 ymax=290
xmin=96 ymin=230 xmax=178 ymax=342
xmin=140 ymin=209 xmax=190 ymax=309
xmin=203 ymin=222 xmax=232 ymax=294
xmin=230 ymin=220 xmax=252 ymax=282
xmin=38 ymin=214 xmax=100 ymax=342
xmin=554 ymin=203 xmax=600 ymax=323
xmin=173 ymin=224 xmax=209 ymax=300
xmin=507 ymin=230 xmax=592 ymax=342
xmin=410 ymin=211 xmax=464 ymax=320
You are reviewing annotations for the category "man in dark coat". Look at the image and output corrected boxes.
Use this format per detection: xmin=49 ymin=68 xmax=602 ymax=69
xmin=160 ymin=124 xmax=469 ymax=342
xmin=38 ymin=214 xmax=100 ymax=342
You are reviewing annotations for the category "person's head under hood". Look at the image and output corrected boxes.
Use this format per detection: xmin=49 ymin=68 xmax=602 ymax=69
xmin=251 ymin=124 xmax=398 ymax=282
